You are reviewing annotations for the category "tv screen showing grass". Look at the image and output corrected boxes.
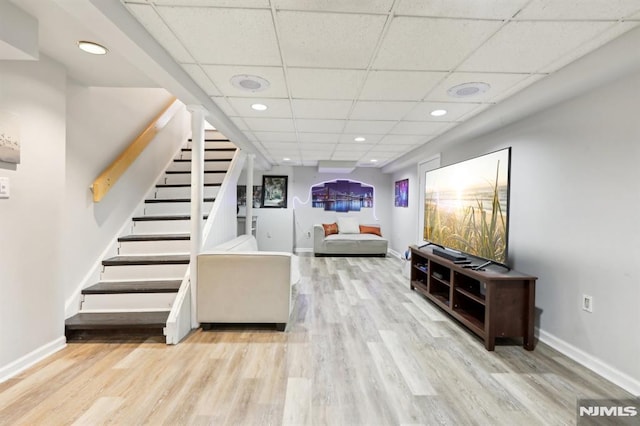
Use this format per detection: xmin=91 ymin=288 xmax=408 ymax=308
xmin=423 ymin=148 xmax=511 ymax=265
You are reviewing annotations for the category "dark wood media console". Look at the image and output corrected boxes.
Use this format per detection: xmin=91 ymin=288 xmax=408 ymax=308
xmin=409 ymin=245 xmax=537 ymax=351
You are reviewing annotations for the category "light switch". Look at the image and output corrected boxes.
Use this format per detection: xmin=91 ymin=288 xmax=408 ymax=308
xmin=0 ymin=177 xmax=10 ymax=199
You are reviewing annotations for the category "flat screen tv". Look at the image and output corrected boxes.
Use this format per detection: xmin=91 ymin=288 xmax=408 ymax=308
xmin=422 ymin=148 xmax=511 ymax=266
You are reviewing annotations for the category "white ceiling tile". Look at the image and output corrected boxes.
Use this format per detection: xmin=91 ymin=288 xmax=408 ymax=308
xmin=297 ymin=133 xmax=340 ymax=143
xmin=302 ymin=160 xmax=318 ymax=166
xmin=157 ymin=6 xmax=281 ymax=65
xmin=150 ymin=0 xmax=269 ymax=6
xmin=295 ymin=119 xmax=346 ymax=133
xmin=334 ymin=144 xmax=371 ymax=152
xmin=343 ymin=120 xmax=397 ymax=134
xmin=291 ymin=99 xmax=353 ymax=119
xmin=374 ymin=17 xmax=503 ymax=70
xmin=391 ymin=121 xmax=450 ymax=135
xmin=274 ymin=0 xmax=394 ymax=13
xmin=331 ymin=152 xmax=365 ymax=161
xmin=299 ymin=145 xmax=336 ymax=153
xmin=202 ymin=65 xmax=288 ymax=98
xmin=517 ymin=0 xmax=640 ymax=20
xmin=243 ymin=117 xmax=295 ymax=132
xmin=425 ymin=72 xmax=535 ymax=103
xmin=380 ymin=134 xmax=431 ymax=145
xmin=488 ymin=75 xmax=546 ymax=102
xmin=288 ymin=68 xmax=366 ymax=100
xmin=300 ymin=150 xmax=328 ymax=159
xmin=396 ymin=0 xmax=529 ymax=19
xmin=360 ymin=70 xmax=447 ymax=101
xmin=268 ymin=149 xmax=302 ymax=159
xmin=459 ymin=21 xmax=613 ymax=73
xmin=338 ymin=134 xmax=384 ymax=144
xmin=277 ymin=11 xmax=387 ymax=68
xmin=126 ymin=4 xmax=195 ymax=63
xmin=227 ymin=97 xmax=293 ymax=118
xmin=403 ymin=102 xmax=482 ymax=121
xmin=211 ymin=96 xmax=236 ymax=116
xmin=260 ymin=141 xmax=298 ymax=150
xmin=540 ymin=22 xmax=640 ymax=73
xmin=182 ymin=65 xmax=221 ymax=95
xmin=369 ymin=144 xmax=417 ymax=153
xmin=350 ymin=101 xmax=417 ymax=120
xmin=252 ymin=131 xmax=298 ymax=142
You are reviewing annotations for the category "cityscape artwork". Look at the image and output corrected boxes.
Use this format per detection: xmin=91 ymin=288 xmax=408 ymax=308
xmin=311 ymin=180 xmax=374 ymax=212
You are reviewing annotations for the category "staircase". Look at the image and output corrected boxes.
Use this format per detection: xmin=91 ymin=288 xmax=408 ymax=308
xmin=65 ymin=136 xmax=237 ymax=340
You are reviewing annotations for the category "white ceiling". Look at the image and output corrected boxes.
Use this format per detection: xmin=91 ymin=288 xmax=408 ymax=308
xmin=10 ymin=0 xmax=640 ymax=169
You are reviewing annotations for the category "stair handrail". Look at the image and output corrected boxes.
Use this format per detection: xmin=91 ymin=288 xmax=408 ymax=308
xmin=90 ymin=97 xmax=180 ymax=202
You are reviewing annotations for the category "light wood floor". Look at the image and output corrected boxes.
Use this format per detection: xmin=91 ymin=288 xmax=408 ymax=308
xmin=0 ymin=255 xmax=632 ymax=425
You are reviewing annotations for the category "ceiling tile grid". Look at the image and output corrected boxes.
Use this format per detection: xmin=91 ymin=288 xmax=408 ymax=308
xmin=125 ymin=0 xmax=640 ymax=167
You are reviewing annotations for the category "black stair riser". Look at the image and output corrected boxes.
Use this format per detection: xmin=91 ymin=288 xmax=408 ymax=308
xmin=173 ymin=159 xmax=232 ymax=163
xmin=187 ymin=139 xmax=230 ymax=142
xmin=82 ymin=280 xmax=181 ymax=294
xmin=118 ymin=234 xmax=190 ymax=242
xmin=102 ymin=260 xmax=189 ymax=266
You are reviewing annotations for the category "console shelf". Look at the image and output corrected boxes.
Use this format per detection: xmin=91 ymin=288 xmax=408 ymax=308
xmin=409 ymin=245 xmax=537 ymax=351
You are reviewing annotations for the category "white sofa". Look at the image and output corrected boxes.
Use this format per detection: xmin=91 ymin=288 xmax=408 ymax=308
xmin=313 ymin=219 xmax=388 ymax=257
xmin=197 ymin=234 xmax=299 ymax=331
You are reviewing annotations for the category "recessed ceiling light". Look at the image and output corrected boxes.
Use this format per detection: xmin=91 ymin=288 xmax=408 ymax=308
xmin=447 ymin=82 xmax=490 ymax=98
xmin=230 ymin=74 xmax=271 ymax=92
xmin=283 ymin=157 xmax=291 ymax=161
xmin=370 ymin=159 xmax=378 ymax=163
xmin=251 ymin=103 xmax=267 ymax=111
xmin=354 ymin=136 xmax=366 ymax=142
xmin=430 ymin=109 xmax=447 ymax=117
xmin=77 ymin=41 xmax=108 ymax=55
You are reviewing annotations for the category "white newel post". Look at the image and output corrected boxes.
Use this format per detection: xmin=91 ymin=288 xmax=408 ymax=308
xmin=245 ymin=154 xmax=255 ymax=236
xmin=188 ymin=105 xmax=206 ymax=328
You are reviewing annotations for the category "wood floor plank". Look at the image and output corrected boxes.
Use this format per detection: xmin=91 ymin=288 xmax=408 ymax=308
xmin=0 ymin=255 xmax=634 ymax=425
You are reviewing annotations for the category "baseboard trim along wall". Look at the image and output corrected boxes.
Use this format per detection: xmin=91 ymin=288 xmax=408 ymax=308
xmin=0 ymin=336 xmax=66 ymax=383
xmin=294 ymin=248 xmax=313 ymax=254
xmin=537 ymin=328 xmax=640 ymax=396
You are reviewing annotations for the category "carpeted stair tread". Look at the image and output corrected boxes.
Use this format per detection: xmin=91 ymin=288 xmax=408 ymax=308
xmin=65 ymin=311 xmax=170 ymax=330
xmin=102 ymin=254 xmax=189 ymax=266
xmin=118 ymin=233 xmax=190 ymax=242
xmin=82 ymin=280 xmax=182 ymax=294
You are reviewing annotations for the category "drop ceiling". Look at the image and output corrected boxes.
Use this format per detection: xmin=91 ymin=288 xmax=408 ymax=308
xmin=20 ymin=0 xmax=640 ymax=169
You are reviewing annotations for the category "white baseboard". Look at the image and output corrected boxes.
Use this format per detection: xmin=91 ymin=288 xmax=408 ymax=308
xmin=537 ymin=328 xmax=640 ymax=396
xmin=295 ymin=248 xmax=313 ymax=254
xmin=388 ymin=249 xmax=401 ymax=259
xmin=0 ymin=336 xmax=66 ymax=383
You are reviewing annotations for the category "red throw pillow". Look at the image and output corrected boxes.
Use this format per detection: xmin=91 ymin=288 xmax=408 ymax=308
xmin=322 ymin=223 xmax=338 ymax=236
xmin=359 ymin=225 xmax=381 ymax=236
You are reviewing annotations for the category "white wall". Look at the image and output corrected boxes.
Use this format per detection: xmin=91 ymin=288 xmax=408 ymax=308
xmin=238 ymin=165 xmax=295 ymax=252
xmin=291 ymin=167 xmax=392 ymax=251
xmin=414 ymin=70 xmax=640 ymax=393
xmin=389 ymin=165 xmax=419 ymax=257
xmin=64 ymin=84 xmax=189 ymax=303
xmin=0 ymin=57 xmax=67 ymax=377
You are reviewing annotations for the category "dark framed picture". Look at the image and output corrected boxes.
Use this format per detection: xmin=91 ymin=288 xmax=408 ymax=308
xmin=261 ymin=175 xmax=288 ymax=208
xmin=395 ymin=179 xmax=409 ymax=207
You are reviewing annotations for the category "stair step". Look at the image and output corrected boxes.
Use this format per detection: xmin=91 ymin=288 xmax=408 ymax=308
xmin=118 ymin=233 xmax=189 ymax=242
xmin=132 ymin=215 xmax=208 ymax=221
xmin=165 ymin=170 xmax=226 ymax=174
xmin=144 ymin=198 xmax=215 ymax=204
xmin=102 ymin=255 xmax=189 ymax=266
xmin=173 ymin=158 xmax=232 ymax=163
xmin=187 ymin=138 xmax=230 ymax=142
xmin=182 ymin=147 xmax=236 ymax=152
xmin=156 ymin=183 xmax=221 ymax=188
xmin=65 ymin=311 xmax=169 ymax=330
xmin=83 ymin=280 xmax=182 ymax=294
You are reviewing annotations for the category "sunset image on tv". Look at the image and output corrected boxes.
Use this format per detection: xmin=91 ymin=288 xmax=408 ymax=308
xmin=423 ymin=149 xmax=510 ymax=264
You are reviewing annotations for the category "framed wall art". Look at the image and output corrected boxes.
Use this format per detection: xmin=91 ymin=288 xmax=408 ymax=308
xmin=261 ymin=175 xmax=288 ymax=208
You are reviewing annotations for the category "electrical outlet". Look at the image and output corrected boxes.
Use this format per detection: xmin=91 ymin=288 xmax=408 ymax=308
xmin=306 ymin=231 xmax=311 ymax=239
xmin=582 ymin=295 xmax=593 ymax=313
